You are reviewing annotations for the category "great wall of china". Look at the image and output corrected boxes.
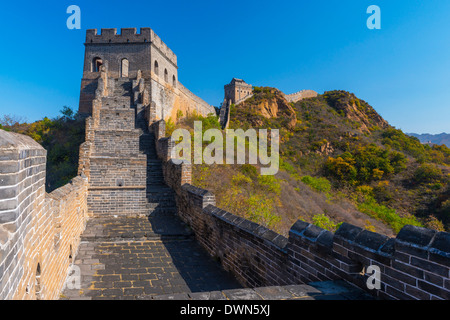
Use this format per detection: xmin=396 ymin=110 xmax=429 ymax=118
xmin=0 ymin=28 xmax=448 ymax=300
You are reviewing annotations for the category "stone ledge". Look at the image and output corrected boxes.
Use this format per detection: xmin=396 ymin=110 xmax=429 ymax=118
xmin=335 ymin=223 xmax=363 ymax=242
xmin=429 ymin=232 xmax=450 ymax=255
xmin=204 ymin=204 xmax=288 ymax=251
xmin=134 ymin=281 xmax=373 ymax=300
xmin=0 ymin=130 xmax=44 ymax=152
xmin=397 ymin=225 xmax=437 ymax=247
xmin=88 ymin=186 xmax=146 ymax=190
xmin=354 ymin=230 xmax=390 ymax=252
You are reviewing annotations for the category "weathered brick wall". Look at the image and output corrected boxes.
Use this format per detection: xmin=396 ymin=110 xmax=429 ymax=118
xmin=176 ymin=82 xmax=216 ymax=117
xmin=87 ymin=188 xmax=147 ymax=216
xmin=79 ymin=66 xmax=149 ymax=217
xmin=288 ymin=222 xmax=450 ymax=300
xmin=98 ymin=109 xmax=135 ymax=130
xmin=88 ymin=157 xmax=146 ymax=187
xmin=92 ymin=131 xmax=142 ymax=156
xmin=153 ymin=119 xmax=450 ymax=300
xmin=0 ymin=130 xmax=88 ymax=300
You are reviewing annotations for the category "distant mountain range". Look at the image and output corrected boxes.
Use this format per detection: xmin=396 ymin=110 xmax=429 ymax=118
xmin=407 ymin=133 xmax=450 ymax=146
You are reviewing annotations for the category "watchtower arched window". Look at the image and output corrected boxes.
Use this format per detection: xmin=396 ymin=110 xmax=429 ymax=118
xmin=92 ymin=57 xmax=103 ymax=72
xmin=164 ymin=69 xmax=168 ymax=82
xmin=35 ymin=263 xmax=42 ymax=300
xmin=172 ymin=75 xmax=177 ymax=87
xmin=154 ymin=60 xmax=159 ymax=76
xmin=120 ymin=58 xmax=129 ymax=78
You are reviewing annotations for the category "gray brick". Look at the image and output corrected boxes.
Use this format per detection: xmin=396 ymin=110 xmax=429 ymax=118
xmin=396 ymin=225 xmax=436 ymax=247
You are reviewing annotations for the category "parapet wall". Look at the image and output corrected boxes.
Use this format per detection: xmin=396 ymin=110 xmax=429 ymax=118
xmin=284 ymin=90 xmax=318 ymax=103
xmin=0 ymin=130 xmax=89 ymax=300
xmin=152 ymin=120 xmax=450 ymax=300
xmin=177 ymin=82 xmax=216 ymax=118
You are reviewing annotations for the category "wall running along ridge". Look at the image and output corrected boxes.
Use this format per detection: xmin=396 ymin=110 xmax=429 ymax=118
xmin=283 ymin=90 xmax=318 ymax=103
xmin=152 ymin=119 xmax=450 ymax=300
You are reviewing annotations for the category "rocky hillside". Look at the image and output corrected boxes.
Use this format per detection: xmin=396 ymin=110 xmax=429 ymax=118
xmin=182 ymin=88 xmax=450 ymax=237
xmin=229 ymin=87 xmax=297 ymax=129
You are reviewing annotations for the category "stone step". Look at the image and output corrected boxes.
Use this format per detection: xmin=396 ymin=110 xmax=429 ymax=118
xmin=147 ymin=193 xmax=175 ymax=199
xmin=146 ymin=170 xmax=164 ymax=174
xmin=139 ymin=281 xmax=374 ymax=300
xmin=147 ymin=185 xmax=174 ymax=192
xmin=147 ymin=180 xmax=166 ymax=185
xmin=146 ymin=202 xmax=177 ymax=209
xmin=147 ymin=207 xmax=178 ymax=214
xmin=147 ymin=172 xmax=164 ymax=176
xmin=147 ymin=193 xmax=176 ymax=200
xmin=147 ymin=176 xmax=165 ymax=180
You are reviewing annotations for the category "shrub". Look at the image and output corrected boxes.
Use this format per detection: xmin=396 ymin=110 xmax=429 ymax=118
xmin=240 ymin=164 xmax=258 ymax=179
xmin=165 ymin=118 xmax=176 ymax=137
xmin=414 ymin=163 xmax=442 ymax=184
xmin=325 ymin=144 xmax=407 ymax=184
xmin=357 ymin=196 xmax=423 ymax=234
xmin=312 ymin=214 xmax=342 ymax=232
xmin=325 ymin=156 xmax=358 ymax=184
xmin=424 ymin=216 xmax=445 ymax=232
xmin=280 ymin=159 xmax=297 ymax=175
xmin=355 ymin=185 xmax=374 ymax=197
xmin=232 ymin=173 xmax=252 ymax=186
xmin=258 ymin=175 xmax=281 ymax=195
xmin=301 ymin=175 xmax=332 ymax=193
xmin=247 ymin=195 xmax=280 ymax=228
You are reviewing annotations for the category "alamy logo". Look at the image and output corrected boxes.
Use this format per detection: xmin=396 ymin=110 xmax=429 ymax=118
xmin=367 ymin=5 xmax=381 ymax=30
xmin=171 ymin=121 xmax=280 ymax=175
xmin=366 ymin=265 xmax=381 ymax=290
xmin=66 ymin=5 xmax=81 ymax=30
xmin=63 ymin=265 xmax=81 ymax=290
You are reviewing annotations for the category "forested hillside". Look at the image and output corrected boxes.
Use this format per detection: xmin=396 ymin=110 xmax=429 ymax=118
xmin=0 ymin=107 xmax=85 ymax=192
xmin=174 ymin=88 xmax=449 ymax=236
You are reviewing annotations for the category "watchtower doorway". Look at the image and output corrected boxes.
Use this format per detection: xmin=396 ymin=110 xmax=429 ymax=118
xmin=92 ymin=57 xmax=103 ymax=72
xmin=120 ymin=58 xmax=129 ymax=78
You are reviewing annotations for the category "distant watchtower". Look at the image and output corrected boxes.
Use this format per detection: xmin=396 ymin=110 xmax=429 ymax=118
xmin=224 ymin=78 xmax=253 ymax=105
xmin=219 ymin=78 xmax=253 ymax=129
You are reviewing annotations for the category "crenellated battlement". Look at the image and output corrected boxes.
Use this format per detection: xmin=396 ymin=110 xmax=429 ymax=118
xmin=85 ymin=28 xmax=177 ymax=65
xmin=284 ymin=89 xmax=318 ymax=103
xmin=80 ymin=27 xmax=218 ymax=117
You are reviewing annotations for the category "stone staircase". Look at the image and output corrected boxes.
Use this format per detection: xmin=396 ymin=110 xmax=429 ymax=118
xmin=105 ymin=77 xmax=179 ymax=218
xmin=113 ymin=78 xmax=132 ymax=97
xmin=136 ymin=116 xmax=179 ymax=217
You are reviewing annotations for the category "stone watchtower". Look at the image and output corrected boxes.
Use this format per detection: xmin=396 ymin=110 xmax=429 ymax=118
xmin=78 ymin=28 xmax=214 ymax=121
xmin=219 ymin=78 xmax=253 ymax=129
xmin=224 ymin=78 xmax=253 ymax=105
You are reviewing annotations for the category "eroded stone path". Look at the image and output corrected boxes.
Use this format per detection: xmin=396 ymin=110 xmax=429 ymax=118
xmin=60 ymin=215 xmax=243 ymax=300
xmin=60 ymin=215 xmax=373 ymax=300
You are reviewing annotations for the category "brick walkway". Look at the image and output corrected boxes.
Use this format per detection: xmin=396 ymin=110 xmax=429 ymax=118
xmin=60 ymin=214 xmax=243 ymax=300
xmin=60 ymin=78 xmax=373 ymax=301
xmin=60 ymin=214 xmax=373 ymax=300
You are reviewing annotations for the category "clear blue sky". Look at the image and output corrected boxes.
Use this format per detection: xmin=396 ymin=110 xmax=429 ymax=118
xmin=0 ymin=0 xmax=449 ymax=134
